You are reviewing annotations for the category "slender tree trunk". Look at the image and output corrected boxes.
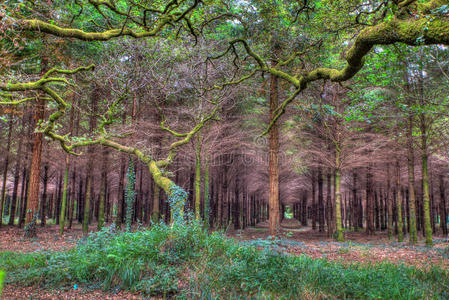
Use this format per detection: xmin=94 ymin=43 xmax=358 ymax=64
xmin=317 ymin=167 xmax=324 ymax=233
xmin=97 ymin=147 xmax=108 ymax=230
xmin=366 ymin=165 xmax=375 ymax=235
xmin=83 ymin=93 xmax=97 ymax=234
xmin=9 ymin=118 xmax=24 ymax=226
xmin=420 ymin=127 xmax=433 ymax=246
xmin=59 ymin=157 xmax=69 ymax=234
xmin=68 ymin=168 xmax=76 ymax=229
xmin=352 ymin=171 xmax=358 ymax=231
xmin=83 ymin=172 xmax=91 ymax=234
xmin=439 ymin=175 xmax=447 ymax=235
xmin=56 ymin=173 xmax=63 ymax=225
xmin=406 ymin=115 xmax=418 ymax=244
xmin=312 ymin=169 xmax=317 ymax=230
xmin=396 ymin=161 xmax=404 ymax=242
xmin=195 ymin=132 xmax=201 ymax=220
xmin=18 ymin=168 xmax=28 ymax=228
xmin=233 ymin=175 xmax=240 ymax=230
xmin=335 ymin=150 xmax=344 ymax=242
xmin=0 ymin=118 xmax=13 ymax=226
xmin=387 ymin=164 xmax=394 ymax=239
xmin=204 ymin=153 xmax=210 ymax=228
xmin=326 ymin=170 xmax=333 ymax=236
xmin=268 ymin=59 xmax=280 ymax=236
xmin=40 ymin=164 xmax=48 ymax=227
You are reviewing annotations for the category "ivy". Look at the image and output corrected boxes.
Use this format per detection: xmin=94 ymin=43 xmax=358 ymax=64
xmin=168 ymin=184 xmax=188 ymax=225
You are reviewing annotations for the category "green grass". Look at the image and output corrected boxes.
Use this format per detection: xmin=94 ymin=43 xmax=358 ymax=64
xmin=0 ymin=270 xmax=4 ymax=296
xmin=0 ymin=222 xmax=448 ymax=299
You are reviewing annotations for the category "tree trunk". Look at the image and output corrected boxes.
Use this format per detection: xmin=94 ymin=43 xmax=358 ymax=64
xmin=24 ymin=97 xmax=45 ymax=236
xmin=311 ymin=169 xmax=317 ymax=230
xmin=352 ymin=171 xmax=358 ymax=231
xmin=233 ymin=174 xmax=240 ymax=230
xmin=59 ymin=157 xmax=69 ymax=234
xmin=318 ymin=167 xmax=325 ymax=233
xmin=366 ymin=165 xmax=375 ymax=235
xmin=420 ymin=127 xmax=433 ymax=246
xmin=387 ymin=164 xmax=394 ymax=239
xmin=1 ymin=118 xmax=13 ymax=226
xmin=268 ymin=59 xmax=280 ymax=236
xmin=406 ymin=115 xmax=418 ymax=244
xmin=68 ymin=167 xmax=76 ymax=229
xmin=97 ymin=147 xmax=108 ymax=230
xmin=204 ymin=153 xmax=210 ymax=228
xmin=335 ymin=151 xmax=344 ymax=242
xmin=439 ymin=175 xmax=447 ymax=235
xmin=326 ymin=170 xmax=333 ymax=236
xmin=195 ymin=132 xmax=201 ymax=220
xmin=40 ymin=164 xmax=49 ymax=227
xmin=9 ymin=118 xmax=24 ymax=226
xmin=396 ymin=161 xmax=404 ymax=242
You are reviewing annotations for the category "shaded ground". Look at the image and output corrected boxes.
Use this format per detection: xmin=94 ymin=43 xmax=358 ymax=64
xmin=2 ymin=284 xmax=144 ymax=300
xmin=228 ymin=219 xmax=449 ymax=270
xmin=1 ymin=220 xmax=448 ymax=299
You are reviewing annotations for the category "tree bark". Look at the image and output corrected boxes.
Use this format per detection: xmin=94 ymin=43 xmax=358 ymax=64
xmin=366 ymin=165 xmax=375 ymax=235
xmin=268 ymin=58 xmax=280 ymax=236
xmin=439 ymin=175 xmax=447 ymax=235
xmin=97 ymin=147 xmax=108 ymax=230
xmin=406 ymin=114 xmax=418 ymax=244
xmin=59 ymin=158 xmax=69 ymax=234
xmin=194 ymin=132 xmax=201 ymax=220
xmin=24 ymin=97 xmax=45 ymax=235
xmin=40 ymin=164 xmax=49 ymax=227
xmin=9 ymin=117 xmax=24 ymax=226
xmin=335 ymin=150 xmax=344 ymax=242
xmin=0 ymin=118 xmax=13 ymax=227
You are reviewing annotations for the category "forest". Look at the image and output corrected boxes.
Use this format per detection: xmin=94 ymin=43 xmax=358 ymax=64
xmin=0 ymin=0 xmax=449 ymax=299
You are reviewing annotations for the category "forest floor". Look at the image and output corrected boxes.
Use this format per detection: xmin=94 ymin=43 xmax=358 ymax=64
xmin=228 ymin=219 xmax=449 ymax=271
xmin=1 ymin=220 xmax=448 ymax=299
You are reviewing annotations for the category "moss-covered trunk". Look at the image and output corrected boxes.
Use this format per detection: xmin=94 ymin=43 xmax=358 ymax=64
xmin=406 ymin=115 xmax=418 ymax=244
xmin=195 ymin=132 xmax=202 ymax=220
xmin=335 ymin=151 xmax=344 ymax=242
xmin=421 ymin=153 xmax=433 ymax=246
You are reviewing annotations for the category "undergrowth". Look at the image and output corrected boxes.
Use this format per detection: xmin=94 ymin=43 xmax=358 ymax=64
xmin=1 ymin=221 xmax=448 ymax=299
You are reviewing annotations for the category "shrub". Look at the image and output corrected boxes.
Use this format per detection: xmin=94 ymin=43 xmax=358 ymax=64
xmin=1 ymin=221 xmax=448 ymax=299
